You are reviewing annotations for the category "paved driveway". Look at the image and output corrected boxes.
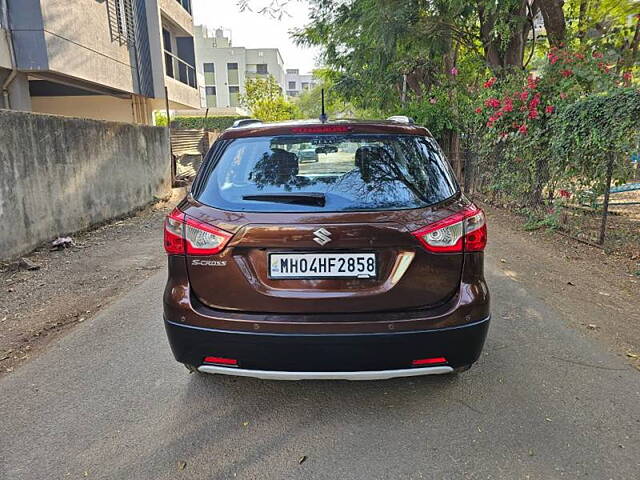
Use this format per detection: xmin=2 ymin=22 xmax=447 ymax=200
xmin=1 ymin=256 xmax=638 ymax=479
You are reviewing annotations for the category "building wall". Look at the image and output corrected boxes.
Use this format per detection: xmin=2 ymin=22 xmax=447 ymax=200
xmin=0 ymin=26 xmax=12 ymax=69
xmin=195 ymin=26 xmax=286 ymax=110
xmin=0 ymin=69 xmax=32 ymax=110
xmin=9 ymin=0 xmax=137 ymax=93
xmin=0 ymin=110 xmax=170 ymax=260
xmin=5 ymin=0 xmax=200 ymax=121
xmin=286 ymin=72 xmax=318 ymax=97
xmin=31 ymin=95 xmax=138 ymax=123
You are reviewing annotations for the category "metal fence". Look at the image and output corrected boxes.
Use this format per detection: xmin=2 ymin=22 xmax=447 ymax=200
xmin=457 ymin=150 xmax=640 ymax=254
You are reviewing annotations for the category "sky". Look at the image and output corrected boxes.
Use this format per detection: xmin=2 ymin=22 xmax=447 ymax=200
xmin=192 ymin=0 xmax=321 ymax=74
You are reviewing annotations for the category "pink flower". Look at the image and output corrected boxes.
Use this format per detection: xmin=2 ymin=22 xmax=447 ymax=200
xmin=450 ymin=67 xmax=458 ymax=76
xmin=475 ymin=107 xmax=483 ymax=114
xmin=561 ymin=69 xmax=573 ymax=78
xmin=528 ymin=94 xmax=541 ymax=110
xmin=593 ymin=51 xmax=604 ymax=59
xmin=483 ymin=77 xmax=497 ymax=88
xmin=623 ymin=72 xmax=633 ymax=81
xmin=559 ymin=92 xmax=568 ymax=99
xmin=545 ymin=105 xmax=555 ymax=114
xmin=559 ymin=189 xmax=571 ymax=198
xmin=519 ymin=91 xmax=529 ymax=101
xmin=528 ymin=109 xmax=539 ymax=119
xmin=518 ymin=124 xmax=528 ymax=135
xmin=429 ymin=97 xmax=437 ymax=104
xmin=485 ymin=98 xmax=501 ymax=109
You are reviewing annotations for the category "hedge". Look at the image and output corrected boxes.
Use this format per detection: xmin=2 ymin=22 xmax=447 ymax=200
xmin=155 ymin=115 xmax=250 ymax=130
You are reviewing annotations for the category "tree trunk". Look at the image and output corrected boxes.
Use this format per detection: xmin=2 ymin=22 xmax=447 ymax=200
xmin=537 ymin=0 xmax=567 ymax=47
xmin=577 ymin=0 xmax=589 ymax=44
xmin=478 ymin=0 xmax=529 ymax=72
xmin=598 ymin=155 xmax=615 ymax=245
xmin=529 ymin=154 xmax=550 ymax=208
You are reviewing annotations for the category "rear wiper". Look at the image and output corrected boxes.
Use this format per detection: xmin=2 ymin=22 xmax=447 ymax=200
xmin=242 ymin=192 xmax=326 ymax=207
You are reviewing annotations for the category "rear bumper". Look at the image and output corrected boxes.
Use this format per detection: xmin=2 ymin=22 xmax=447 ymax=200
xmin=196 ymin=364 xmax=453 ymax=380
xmin=164 ymin=316 xmax=490 ymax=375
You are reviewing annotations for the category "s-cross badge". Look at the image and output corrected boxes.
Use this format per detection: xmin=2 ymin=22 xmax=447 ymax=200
xmin=313 ymin=228 xmax=332 ymax=246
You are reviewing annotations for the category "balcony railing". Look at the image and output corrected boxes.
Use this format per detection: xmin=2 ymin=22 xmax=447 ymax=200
xmin=176 ymin=0 xmax=192 ymax=14
xmin=164 ymin=50 xmax=197 ymax=89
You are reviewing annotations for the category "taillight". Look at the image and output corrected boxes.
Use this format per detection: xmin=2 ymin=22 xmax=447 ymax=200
xmin=163 ymin=208 xmax=232 ymax=255
xmin=412 ymin=357 xmax=447 ymax=366
xmin=203 ymin=356 xmax=238 ymax=366
xmin=164 ymin=209 xmax=185 ymax=254
xmin=412 ymin=206 xmax=487 ymax=253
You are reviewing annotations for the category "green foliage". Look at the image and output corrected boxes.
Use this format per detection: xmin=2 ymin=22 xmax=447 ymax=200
xmin=241 ymin=75 xmax=299 ymax=121
xmin=551 ymin=89 xmax=640 ymax=192
xmin=294 ymin=71 xmax=359 ymax=119
xmin=167 ymin=116 xmax=250 ymax=130
xmin=523 ymin=211 xmax=561 ymax=231
xmin=291 ymin=0 xmax=640 ymax=216
xmin=154 ymin=112 xmax=168 ymax=127
xmin=472 ymin=47 xmax=636 ymax=206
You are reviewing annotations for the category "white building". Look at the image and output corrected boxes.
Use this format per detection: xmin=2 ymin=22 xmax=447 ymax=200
xmin=285 ymin=69 xmax=318 ymax=97
xmin=0 ymin=0 xmax=202 ymax=124
xmin=194 ymin=26 xmax=285 ymax=114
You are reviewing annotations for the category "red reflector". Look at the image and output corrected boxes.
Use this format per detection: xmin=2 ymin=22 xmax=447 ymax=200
xmin=291 ymin=125 xmax=351 ymax=134
xmin=412 ymin=357 xmax=447 ymax=366
xmin=203 ymin=356 xmax=238 ymax=366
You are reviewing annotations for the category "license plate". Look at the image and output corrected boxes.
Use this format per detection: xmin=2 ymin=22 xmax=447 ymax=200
xmin=269 ymin=253 xmax=377 ymax=279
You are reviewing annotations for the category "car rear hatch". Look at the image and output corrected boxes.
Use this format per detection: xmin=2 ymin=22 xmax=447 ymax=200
xmin=183 ymin=209 xmax=463 ymax=314
xmin=184 ymin=130 xmax=464 ymax=314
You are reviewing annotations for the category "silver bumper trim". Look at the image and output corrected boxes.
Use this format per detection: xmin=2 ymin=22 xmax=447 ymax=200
xmin=196 ymin=365 xmax=454 ymax=380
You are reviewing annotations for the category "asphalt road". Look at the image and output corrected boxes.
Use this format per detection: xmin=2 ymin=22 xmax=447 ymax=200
xmin=1 ymin=257 xmax=639 ymax=480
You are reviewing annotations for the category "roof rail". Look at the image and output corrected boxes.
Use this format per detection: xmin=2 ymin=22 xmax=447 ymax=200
xmin=386 ymin=115 xmax=415 ymax=124
xmin=231 ymin=118 xmax=263 ymax=128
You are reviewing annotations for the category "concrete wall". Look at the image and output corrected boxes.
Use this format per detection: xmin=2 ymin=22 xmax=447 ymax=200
xmin=0 ymin=110 xmax=171 ymax=260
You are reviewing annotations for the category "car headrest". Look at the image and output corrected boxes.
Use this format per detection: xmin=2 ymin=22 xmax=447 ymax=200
xmin=271 ymin=148 xmax=299 ymax=179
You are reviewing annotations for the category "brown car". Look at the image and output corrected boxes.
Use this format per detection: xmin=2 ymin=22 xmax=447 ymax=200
xmin=163 ymin=118 xmax=489 ymax=380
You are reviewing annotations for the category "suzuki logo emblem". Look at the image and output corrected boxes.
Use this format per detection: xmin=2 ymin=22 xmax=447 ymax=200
xmin=313 ymin=228 xmax=332 ymax=246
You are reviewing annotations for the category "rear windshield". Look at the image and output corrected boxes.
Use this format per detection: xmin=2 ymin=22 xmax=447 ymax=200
xmin=196 ymin=134 xmax=459 ymax=212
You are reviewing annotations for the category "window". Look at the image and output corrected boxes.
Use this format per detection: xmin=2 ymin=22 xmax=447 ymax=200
xmin=301 ymin=82 xmax=309 ymax=90
xmin=227 ymin=63 xmax=239 ymax=85
xmin=229 ymin=86 xmax=240 ymax=107
xmin=163 ymin=28 xmax=173 ymax=78
xmin=206 ymin=86 xmax=217 ymax=107
xmin=203 ymin=63 xmax=215 ymax=85
xmin=197 ymin=135 xmax=459 ymax=213
xmin=108 ymin=0 xmax=134 ymax=45
xmin=256 ymin=64 xmax=268 ymax=75
xmin=176 ymin=0 xmax=192 ymax=15
xmin=288 ymin=81 xmax=297 ymax=90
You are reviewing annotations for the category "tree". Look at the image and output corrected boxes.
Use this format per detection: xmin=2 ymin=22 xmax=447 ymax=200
xmin=240 ymin=75 xmax=298 ymax=121
xmin=294 ymin=71 xmax=358 ymax=119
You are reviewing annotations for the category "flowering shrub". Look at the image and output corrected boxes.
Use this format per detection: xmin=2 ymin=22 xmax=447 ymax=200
xmin=473 ymin=47 xmax=635 ymax=206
